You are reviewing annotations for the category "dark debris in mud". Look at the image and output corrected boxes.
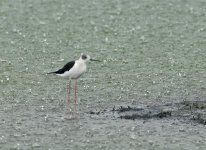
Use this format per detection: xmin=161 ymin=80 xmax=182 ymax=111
xmin=88 ymin=100 xmax=206 ymax=125
xmin=119 ymin=110 xmax=172 ymax=120
xmin=192 ymin=113 xmax=206 ymax=125
xmin=114 ymin=105 xmax=172 ymax=120
xmin=112 ymin=106 xmax=144 ymax=113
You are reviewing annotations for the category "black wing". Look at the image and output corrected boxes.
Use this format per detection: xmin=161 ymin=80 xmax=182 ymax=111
xmin=49 ymin=61 xmax=75 ymax=74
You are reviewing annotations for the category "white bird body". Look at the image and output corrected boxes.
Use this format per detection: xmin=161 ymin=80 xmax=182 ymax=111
xmin=57 ymin=59 xmax=87 ymax=79
xmin=49 ymin=53 xmax=91 ymax=79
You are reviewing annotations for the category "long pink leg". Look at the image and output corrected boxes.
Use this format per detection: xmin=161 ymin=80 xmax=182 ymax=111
xmin=68 ymin=80 xmax=71 ymax=112
xmin=74 ymin=80 xmax=77 ymax=113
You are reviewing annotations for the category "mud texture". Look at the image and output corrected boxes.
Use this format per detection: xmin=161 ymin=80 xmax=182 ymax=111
xmin=89 ymin=100 xmax=206 ymax=125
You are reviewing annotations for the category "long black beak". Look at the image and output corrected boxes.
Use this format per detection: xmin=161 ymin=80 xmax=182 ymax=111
xmin=90 ymin=58 xmax=101 ymax=62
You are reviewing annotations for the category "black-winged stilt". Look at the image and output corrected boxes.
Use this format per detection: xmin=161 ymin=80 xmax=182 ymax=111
xmin=48 ymin=53 xmax=100 ymax=112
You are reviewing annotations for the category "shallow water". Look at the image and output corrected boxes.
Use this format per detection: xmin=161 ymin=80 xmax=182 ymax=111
xmin=1 ymin=0 xmax=206 ymax=149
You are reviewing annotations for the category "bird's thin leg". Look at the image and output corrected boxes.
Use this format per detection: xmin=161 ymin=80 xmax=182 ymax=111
xmin=68 ymin=80 xmax=71 ymax=112
xmin=74 ymin=80 xmax=77 ymax=113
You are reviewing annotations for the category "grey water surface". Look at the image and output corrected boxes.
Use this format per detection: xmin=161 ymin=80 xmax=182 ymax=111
xmin=1 ymin=0 xmax=206 ymax=149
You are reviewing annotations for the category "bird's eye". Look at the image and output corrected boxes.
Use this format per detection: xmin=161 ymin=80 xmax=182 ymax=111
xmin=82 ymin=55 xmax=87 ymax=60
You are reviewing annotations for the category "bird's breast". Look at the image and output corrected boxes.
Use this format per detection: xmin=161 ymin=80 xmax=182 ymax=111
xmin=77 ymin=62 xmax=86 ymax=72
xmin=68 ymin=62 xmax=86 ymax=79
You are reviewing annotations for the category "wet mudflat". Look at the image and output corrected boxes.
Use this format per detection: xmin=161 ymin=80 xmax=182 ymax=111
xmin=1 ymin=0 xmax=206 ymax=149
xmin=90 ymin=100 xmax=206 ymax=125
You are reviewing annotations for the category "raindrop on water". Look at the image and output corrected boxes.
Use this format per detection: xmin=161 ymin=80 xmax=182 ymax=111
xmin=90 ymin=20 xmax=95 ymax=25
xmin=39 ymin=21 xmax=46 ymax=25
xmin=58 ymin=59 xmax=64 ymax=62
xmin=0 ymin=59 xmax=7 ymax=62
xmin=32 ymin=143 xmax=41 ymax=148
xmin=41 ymin=105 xmax=45 ymax=110
xmin=131 ymin=126 xmax=135 ymax=131
xmin=105 ymin=37 xmax=108 ymax=42
xmin=45 ymin=114 xmax=49 ymax=121
xmin=130 ymin=134 xmax=136 ymax=140
xmin=140 ymin=36 xmax=145 ymax=41
xmin=16 ymin=143 xmax=20 ymax=148
xmin=12 ymin=28 xmax=17 ymax=33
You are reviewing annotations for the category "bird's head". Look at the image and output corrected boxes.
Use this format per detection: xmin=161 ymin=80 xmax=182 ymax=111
xmin=80 ymin=53 xmax=100 ymax=62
